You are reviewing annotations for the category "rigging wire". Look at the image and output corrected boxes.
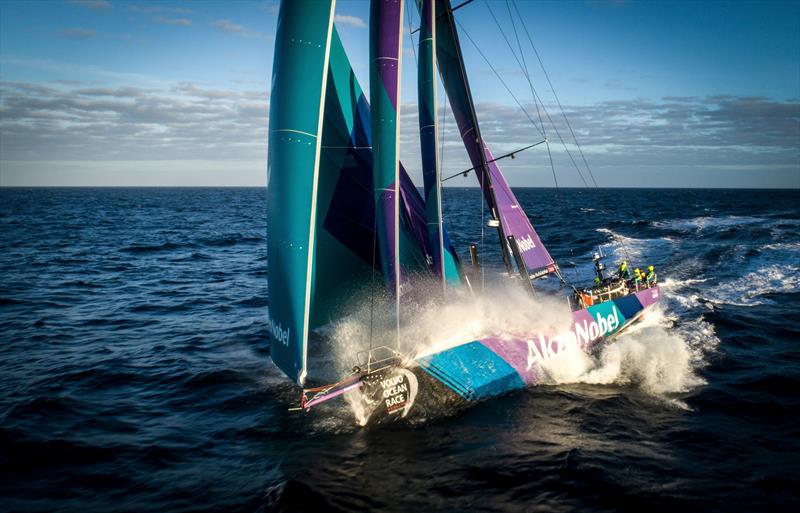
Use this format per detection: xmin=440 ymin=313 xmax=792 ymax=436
xmin=405 ymin=0 xmax=418 ymax=67
xmin=474 ymin=0 xmax=634 ymax=279
xmin=511 ymin=0 xmax=598 ymax=189
xmin=483 ymin=2 xmax=544 ymax=138
xmin=504 ymin=0 xmax=545 ymax=134
xmin=453 ymin=18 xmax=545 ymax=141
xmin=479 ymin=3 xmax=590 ymax=188
xmin=509 ymin=0 xmax=634 ymax=266
xmin=500 ymin=0 xmax=576 ymax=285
xmin=455 ymin=18 xmax=591 ymax=188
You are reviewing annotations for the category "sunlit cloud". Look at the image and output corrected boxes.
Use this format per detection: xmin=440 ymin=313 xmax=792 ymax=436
xmin=58 ymin=28 xmax=97 ymax=40
xmin=128 ymin=4 xmax=192 ymax=15
xmin=154 ymin=16 xmax=192 ymax=27
xmin=213 ymin=19 xmax=263 ymax=38
xmin=334 ymin=15 xmax=367 ymax=29
xmin=67 ymin=0 xmax=110 ymax=11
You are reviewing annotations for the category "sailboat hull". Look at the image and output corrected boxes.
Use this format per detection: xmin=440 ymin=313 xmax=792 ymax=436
xmin=356 ymin=286 xmax=660 ymax=424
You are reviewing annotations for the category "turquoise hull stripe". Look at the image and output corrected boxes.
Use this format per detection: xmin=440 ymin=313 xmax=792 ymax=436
xmin=418 ymin=358 xmax=473 ymax=399
xmin=421 ymin=341 xmax=525 ymax=400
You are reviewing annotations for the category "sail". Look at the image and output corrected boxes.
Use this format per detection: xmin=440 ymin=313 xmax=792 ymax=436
xmin=370 ymin=0 xmax=405 ymax=297
xmin=418 ymin=0 xmax=462 ymax=288
xmin=321 ymin=27 xmax=438 ymax=287
xmin=430 ymin=0 xmax=557 ymax=277
xmin=319 ymin=22 xmax=452 ymax=304
xmin=266 ymin=0 xmax=336 ymax=385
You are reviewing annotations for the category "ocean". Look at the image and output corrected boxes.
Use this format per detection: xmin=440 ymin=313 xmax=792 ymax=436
xmin=1 ymin=187 xmax=798 ymax=512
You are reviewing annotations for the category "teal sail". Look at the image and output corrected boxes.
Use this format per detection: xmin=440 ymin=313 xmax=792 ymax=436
xmin=322 ymin=26 xmax=444 ymax=286
xmin=266 ymin=0 xmax=335 ymax=385
xmin=418 ymin=0 xmax=461 ymax=289
xmin=269 ymin=0 xmax=465 ymax=385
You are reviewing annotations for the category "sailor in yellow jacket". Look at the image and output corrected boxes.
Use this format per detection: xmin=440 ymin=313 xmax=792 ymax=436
xmin=646 ymin=265 xmax=657 ymax=287
xmin=618 ymin=260 xmax=632 ymax=280
xmin=633 ymin=268 xmax=643 ymax=290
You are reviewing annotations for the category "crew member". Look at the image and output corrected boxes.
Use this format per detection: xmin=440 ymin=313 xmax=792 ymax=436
xmin=618 ymin=260 xmax=631 ymax=280
xmin=646 ymin=265 xmax=657 ymax=287
xmin=633 ymin=268 xmax=643 ymax=290
xmin=593 ymin=253 xmax=605 ymax=282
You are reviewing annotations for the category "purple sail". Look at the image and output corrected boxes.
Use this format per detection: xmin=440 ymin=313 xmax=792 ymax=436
xmin=430 ymin=0 xmax=556 ymax=276
xmin=485 ymin=146 xmax=555 ymax=273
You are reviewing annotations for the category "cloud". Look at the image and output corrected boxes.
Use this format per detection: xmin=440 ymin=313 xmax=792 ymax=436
xmin=0 ymin=79 xmax=796 ymax=187
xmin=213 ymin=19 xmax=262 ymax=38
xmin=67 ymin=0 xmax=110 ymax=10
xmin=393 ymin=95 xmax=799 ymax=186
xmin=129 ymin=4 xmax=192 ymax=14
xmin=58 ymin=28 xmax=97 ymax=40
xmin=262 ymin=1 xmax=280 ymax=15
xmin=334 ymin=14 xmax=366 ymax=29
xmin=155 ymin=16 xmax=192 ymax=26
xmin=0 ymin=80 xmax=268 ymax=163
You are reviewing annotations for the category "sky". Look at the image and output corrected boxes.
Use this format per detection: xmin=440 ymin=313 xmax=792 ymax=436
xmin=0 ymin=0 xmax=798 ymax=188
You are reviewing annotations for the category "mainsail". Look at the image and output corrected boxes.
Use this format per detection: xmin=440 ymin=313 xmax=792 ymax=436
xmin=431 ymin=0 xmax=557 ymax=278
xmin=266 ymin=0 xmax=336 ymax=385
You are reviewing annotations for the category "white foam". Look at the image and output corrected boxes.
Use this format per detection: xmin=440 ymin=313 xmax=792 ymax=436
xmin=595 ymin=228 xmax=675 ymax=263
xmin=651 ymin=215 xmax=767 ymax=231
xmin=327 ymin=281 xmax=575 ymax=366
xmin=536 ymin=309 xmax=711 ymax=407
xmin=712 ymin=263 xmax=800 ymax=306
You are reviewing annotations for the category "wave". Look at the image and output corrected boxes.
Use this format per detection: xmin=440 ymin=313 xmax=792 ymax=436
xmin=595 ymin=228 xmax=675 ymax=263
xmin=712 ymin=263 xmax=800 ymax=306
xmin=651 ymin=215 xmax=768 ymax=231
xmin=199 ymin=234 xmax=264 ymax=247
xmin=121 ymin=242 xmax=187 ymax=253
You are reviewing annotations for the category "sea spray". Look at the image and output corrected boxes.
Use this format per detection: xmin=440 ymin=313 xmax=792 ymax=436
xmin=536 ymin=309 xmax=707 ymax=406
xmin=324 ymin=279 xmax=712 ymax=418
xmin=326 ymin=280 xmax=575 ymax=367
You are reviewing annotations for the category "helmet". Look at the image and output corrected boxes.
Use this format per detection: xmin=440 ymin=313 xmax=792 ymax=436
xmin=648 ymin=265 xmax=654 ymax=271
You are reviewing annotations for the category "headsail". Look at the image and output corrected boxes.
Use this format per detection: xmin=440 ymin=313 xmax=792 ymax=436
xmin=430 ymin=0 xmax=557 ymax=278
xmin=370 ymin=0 xmax=405 ymax=299
xmin=418 ymin=0 xmax=461 ymax=289
xmin=266 ymin=0 xmax=336 ymax=385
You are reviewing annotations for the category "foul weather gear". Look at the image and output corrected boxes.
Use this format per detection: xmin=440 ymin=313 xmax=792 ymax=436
xmin=618 ymin=260 xmax=631 ymax=280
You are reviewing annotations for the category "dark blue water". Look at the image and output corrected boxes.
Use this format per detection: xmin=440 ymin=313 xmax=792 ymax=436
xmin=1 ymin=187 xmax=798 ymax=512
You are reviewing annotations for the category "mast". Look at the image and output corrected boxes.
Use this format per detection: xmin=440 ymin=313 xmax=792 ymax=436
xmin=370 ymin=0 xmax=405 ymax=341
xmin=435 ymin=0 xmax=513 ymax=273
